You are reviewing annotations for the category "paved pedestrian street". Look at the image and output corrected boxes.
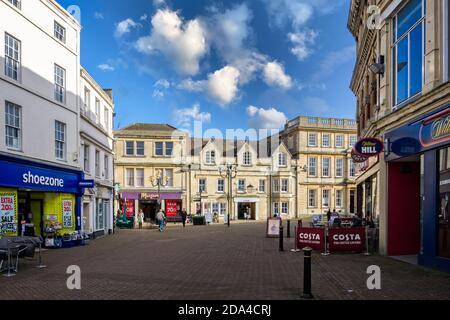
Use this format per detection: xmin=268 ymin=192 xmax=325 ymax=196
xmin=1 ymin=222 xmax=450 ymax=300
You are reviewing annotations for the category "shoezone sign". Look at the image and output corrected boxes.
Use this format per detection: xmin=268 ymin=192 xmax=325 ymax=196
xmin=297 ymin=227 xmax=325 ymax=251
xmin=329 ymin=228 xmax=366 ymax=252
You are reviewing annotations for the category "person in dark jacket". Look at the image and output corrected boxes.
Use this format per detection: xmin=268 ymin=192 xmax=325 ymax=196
xmin=181 ymin=209 xmax=187 ymax=228
xmin=327 ymin=210 xmax=332 ymax=222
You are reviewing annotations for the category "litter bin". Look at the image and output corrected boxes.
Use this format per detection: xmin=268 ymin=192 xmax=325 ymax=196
xmin=193 ymin=216 xmax=206 ymax=226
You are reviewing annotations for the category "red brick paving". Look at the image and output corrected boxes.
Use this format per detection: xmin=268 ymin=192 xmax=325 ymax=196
xmin=1 ymin=222 xmax=450 ymax=300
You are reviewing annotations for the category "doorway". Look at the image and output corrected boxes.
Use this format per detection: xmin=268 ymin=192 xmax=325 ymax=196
xmin=140 ymin=201 xmax=158 ymax=222
xmin=238 ymin=203 xmax=256 ymax=220
xmin=30 ymin=200 xmax=43 ymax=237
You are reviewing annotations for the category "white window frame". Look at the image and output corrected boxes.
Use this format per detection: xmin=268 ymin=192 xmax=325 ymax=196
xmin=205 ymin=150 xmax=216 ymax=165
xmin=83 ymin=145 xmax=90 ymax=173
xmin=322 ymin=190 xmax=330 ymax=208
xmin=217 ymin=179 xmax=225 ymax=193
xmin=104 ymin=107 xmax=109 ymax=131
xmin=308 ymin=133 xmax=318 ymax=147
xmin=4 ymin=33 xmax=21 ymax=81
xmin=349 ymin=159 xmax=356 ymax=177
xmin=308 ymin=190 xmax=317 ymax=208
xmin=238 ymin=179 xmax=246 ymax=192
xmin=259 ymin=179 xmax=266 ymax=193
xmin=84 ymin=88 xmax=91 ymax=110
xmin=54 ymin=64 xmax=66 ymax=103
xmin=55 ymin=121 xmax=66 ymax=160
xmin=272 ymin=179 xmax=280 ymax=193
xmin=8 ymin=0 xmax=21 ymax=9
xmin=243 ymin=151 xmax=252 ymax=166
xmin=278 ymin=152 xmax=287 ymax=167
xmin=135 ymin=168 xmax=144 ymax=187
xmin=54 ymin=21 xmax=66 ymax=43
xmin=336 ymin=158 xmax=344 ymax=177
xmin=322 ymin=134 xmax=330 ymax=147
xmin=104 ymin=155 xmax=109 ymax=179
xmin=164 ymin=169 xmax=174 ymax=187
xmin=199 ymin=178 xmax=206 ymax=193
xmin=335 ymin=135 xmax=344 ymax=148
xmin=309 ymin=157 xmax=317 ymax=177
xmin=155 ymin=142 xmax=173 ymax=157
xmin=95 ymin=149 xmax=100 ymax=177
xmin=336 ymin=190 xmax=343 ymax=208
xmin=281 ymin=179 xmax=289 ymax=193
xmin=5 ymin=101 xmax=22 ymax=151
xmin=281 ymin=202 xmax=289 ymax=215
xmin=273 ymin=203 xmax=280 ymax=215
xmin=349 ymin=135 xmax=358 ymax=148
xmin=126 ymin=168 xmax=135 ymax=187
xmin=136 ymin=141 xmax=145 ymax=156
xmin=322 ymin=157 xmax=331 ymax=177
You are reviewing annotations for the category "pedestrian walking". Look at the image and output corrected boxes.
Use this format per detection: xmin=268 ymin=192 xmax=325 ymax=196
xmin=137 ymin=209 xmax=144 ymax=229
xmin=181 ymin=209 xmax=187 ymax=228
xmin=156 ymin=209 xmax=166 ymax=232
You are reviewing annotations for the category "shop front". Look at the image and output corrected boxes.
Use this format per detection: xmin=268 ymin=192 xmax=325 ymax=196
xmin=234 ymin=198 xmax=260 ymax=221
xmin=385 ymin=104 xmax=450 ymax=272
xmin=0 ymin=154 xmax=85 ymax=248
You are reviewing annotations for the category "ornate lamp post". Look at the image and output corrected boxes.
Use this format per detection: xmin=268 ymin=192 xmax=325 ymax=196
xmin=219 ymin=164 xmax=238 ymax=227
xmin=150 ymin=172 xmax=170 ymax=211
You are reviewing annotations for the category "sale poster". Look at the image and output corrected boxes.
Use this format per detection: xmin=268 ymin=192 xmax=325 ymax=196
xmin=62 ymin=199 xmax=74 ymax=228
xmin=165 ymin=200 xmax=178 ymax=217
xmin=0 ymin=190 xmax=18 ymax=236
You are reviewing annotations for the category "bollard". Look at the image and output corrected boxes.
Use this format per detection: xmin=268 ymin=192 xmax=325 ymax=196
xmin=302 ymin=247 xmax=314 ymax=299
xmin=227 ymin=214 xmax=230 ymax=228
xmin=279 ymin=225 xmax=284 ymax=252
xmin=287 ymin=220 xmax=291 ymax=238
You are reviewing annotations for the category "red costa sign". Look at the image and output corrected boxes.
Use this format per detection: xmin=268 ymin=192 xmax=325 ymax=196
xmin=328 ymin=228 xmax=365 ymax=252
xmin=297 ymin=227 xmax=325 ymax=251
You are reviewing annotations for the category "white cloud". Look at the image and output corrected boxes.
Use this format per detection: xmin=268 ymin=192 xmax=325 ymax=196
xmin=135 ymin=9 xmax=207 ymax=76
xmin=153 ymin=0 xmax=166 ymax=7
xmin=115 ymin=18 xmax=140 ymax=38
xmin=288 ymin=29 xmax=318 ymax=61
xmin=174 ymin=104 xmax=211 ymax=128
xmin=152 ymin=89 xmax=165 ymax=99
xmin=263 ymin=62 xmax=293 ymax=90
xmin=177 ymin=78 xmax=204 ymax=92
xmin=97 ymin=64 xmax=115 ymax=71
xmin=206 ymin=66 xmax=241 ymax=106
xmin=94 ymin=12 xmax=104 ymax=20
xmin=154 ymin=79 xmax=171 ymax=89
xmin=247 ymin=105 xmax=288 ymax=130
xmin=140 ymin=14 xmax=148 ymax=21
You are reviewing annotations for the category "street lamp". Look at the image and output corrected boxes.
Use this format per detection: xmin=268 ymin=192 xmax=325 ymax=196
xmin=219 ymin=164 xmax=238 ymax=227
xmin=150 ymin=172 xmax=170 ymax=211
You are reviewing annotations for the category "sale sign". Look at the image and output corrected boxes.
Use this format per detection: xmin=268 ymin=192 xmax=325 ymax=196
xmin=297 ymin=227 xmax=325 ymax=251
xmin=62 ymin=199 xmax=73 ymax=228
xmin=328 ymin=228 xmax=366 ymax=252
xmin=121 ymin=199 xmax=135 ymax=218
xmin=165 ymin=200 xmax=178 ymax=217
xmin=0 ymin=190 xmax=18 ymax=236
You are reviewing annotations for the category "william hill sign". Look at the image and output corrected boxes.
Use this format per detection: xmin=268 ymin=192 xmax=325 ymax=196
xmin=420 ymin=109 xmax=450 ymax=148
xmin=354 ymin=138 xmax=384 ymax=157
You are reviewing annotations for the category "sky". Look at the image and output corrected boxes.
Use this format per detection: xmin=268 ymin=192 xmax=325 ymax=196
xmin=58 ymin=0 xmax=357 ymax=137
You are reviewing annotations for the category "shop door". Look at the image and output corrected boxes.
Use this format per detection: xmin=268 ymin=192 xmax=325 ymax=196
xmin=30 ymin=200 xmax=43 ymax=237
xmin=439 ymin=193 xmax=450 ymax=258
xmin=96 ymin=199 xmax=104 ymax=231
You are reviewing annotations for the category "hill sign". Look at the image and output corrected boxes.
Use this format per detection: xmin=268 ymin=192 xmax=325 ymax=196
xmin=354 ymin=138 xmax=384 ymax=157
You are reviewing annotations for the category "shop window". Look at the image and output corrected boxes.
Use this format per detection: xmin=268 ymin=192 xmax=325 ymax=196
xmin=5 ymin=101 xmax=21 ymax=150
xmin=392 ymin=0 xmax=425 ymax=107
xmin=5 ymin=33 xmax=21 ymax=81
xmin=438 ymin=147 xmax=450 ymax=258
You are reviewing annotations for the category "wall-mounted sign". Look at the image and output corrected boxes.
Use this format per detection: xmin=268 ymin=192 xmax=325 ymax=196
xmin=78 ymin=180 xmax=95 ymax=188
xmin=391 ymin=137 xmax=422 ymax=157
xmin=420 ymin=108 xmax=450 ymax=148
xmin=354 ymin=138 xmax=384 ymax=157
xmin=62 ymin=200 xmax=74 ymax=228
xmin=140 ymin=193 xmax=160 ymax=201
xmin=351 ymin=148 xmax=369 ymax=163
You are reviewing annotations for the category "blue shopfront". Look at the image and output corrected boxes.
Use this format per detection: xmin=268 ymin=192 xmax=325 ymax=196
xmin=0 ymin=154 xmax=86 ymax=248
xmin=385 ymin=104 xmax=450 ymax=272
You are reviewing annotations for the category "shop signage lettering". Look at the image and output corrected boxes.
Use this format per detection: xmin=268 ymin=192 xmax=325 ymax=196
xmin=62 ymin=200 xmax=74 ymax=228
xmin=0 ymin=191 xmax=18 ymax=236
xmin=297 ymin=227 xmax=325 ymax=251
xmin=354 ymin=138 xmax=384 ymax=157
xmin=23 ymin=171 xmax=64 ymax=187
xmin=165 ymin=200 xmax=178 ymax=217
xmin=140 ymin=193 xmax=160 ymax=200
xmin=420 ymin=109 xmax=450 ymax=148
xmin=328 ymin=228 xmax=365 ymax=252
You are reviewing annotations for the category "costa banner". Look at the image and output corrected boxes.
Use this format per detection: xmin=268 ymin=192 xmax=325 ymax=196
xmin=329 ymin=228 xmax=365 ymax=252
xmin=297 ymin=227 xmax=325 ymax=251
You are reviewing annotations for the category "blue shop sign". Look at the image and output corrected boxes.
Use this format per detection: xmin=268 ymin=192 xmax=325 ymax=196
xmin=78 ymin=180 xmax=95 ymax=188
xmin=0 ymin=157 xmax=82 ymax=193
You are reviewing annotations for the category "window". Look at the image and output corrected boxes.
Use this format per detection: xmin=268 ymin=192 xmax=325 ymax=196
xmin=349 ymin=159 xmax=356 ymax=177
xmin=393 ymin=0 xmax=425 ymax=106
xmin=308 ymin=117 xmax=317 ymax=124
xmin=336 ymin=158 xmax=344 ymax=177
xmin=155 ymin=142 xmax=164 ymax=156
xmin=83 ymin=145 xmax=90 ymax=172
xmin=95 ymin=150 xmax=100 ymax=177
xmin=243 ymin=151 xmax=252 ymax=165
xmin=5 ymin=101 xmax=21 ymax=150
xmin=4 ymin=33 xmax=21 ymax=81
xmin=238 ymin=180 xmax=246 ymax=192
xmin=104 ymin=155 xmax=109 ymax=179
xmin=308 ymin=133 xmax=317 ymax=147
xmin=205 ymin=151 xmax=216 ymax=165
xmin=322 ymin=134 xmax=330 ymax=147
xmin=212 ymin=203 xmax=227 ymax=216
xmin=126 ymin=169 xmax=135 ymax=187
xmin=259 ymin=180 xmax=266 ymax=193
xmin=126 ymin=141 xmax=135 ymax=156
xmin=55 ymin=121 xmax=66 ymax=160
xmin=349 ymin=135 xmax=358 ymax=148
xmin=309 ymin=157 xmax=317 ymax=177
xmin=322 ymin=190 xmax=330 ymax=208
xmin=278 ymin=152 xmax=287 ymax=167
xmin=54 ymin=21 xmax=66 ymax=43
xmin=273 ymin=179 xmax=280 ymax=193
xmin=54 ymin=64 xmax=66 ymax=103
xmin=281 ymin=203 xmax=289 ymax=215
xmin=134 ymin=169 xmax=143 ymax=187
xmin=335 ymin=119 xmax=344 ymax=125
xmin=218 ymin=179 xmax=225 ymax=192
xmin=84 ymin=88 xmax=91 ymax=109
xmin=199 ymin=179 xmax=206 ymax=193
xmin=321 ymin=119 xmax=330 ymax=125
xmin=95 ymin=99 xmax=100 ymax=122
xmin=165 ymin=142 xmax=174 ymax=156
xmin=7 ymin=0 xmax=21 ymax=9
xmin=336 ymin=190 xmax=343 ymax=208
xmin=136 ymin=142 xmax=145 ymax=156
xmin=281 ymin=179 xmax=289 ymax=193
xmin=335 ymin=135 xmax=344 ymax=148
xmin=273 ymin=203 xmax=280 ymax=215
xmin=104 ymin=107 xmax=109 ymax=131
xmin=308 ymin=190 xmax=317 ymax=208
xmin=322 ymin=158 xmax=331 ymax=177
xmin=164 ymin=169 xmax=173 ymax=187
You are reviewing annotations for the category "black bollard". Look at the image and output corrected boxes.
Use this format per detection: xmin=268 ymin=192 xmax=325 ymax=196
xmin=302 ymin=247 xmax=314 ymax=299
xmin=279 ymin=225 xmax=284 ymax=252
xmin=227 ymin=214 xmax=230 ymax=228
xmin=287 ymin=220 xmax=291 ymax=238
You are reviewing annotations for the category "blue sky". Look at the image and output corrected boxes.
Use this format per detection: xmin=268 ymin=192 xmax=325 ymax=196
xmin=58 ymin=0 xmax=356 ymax=136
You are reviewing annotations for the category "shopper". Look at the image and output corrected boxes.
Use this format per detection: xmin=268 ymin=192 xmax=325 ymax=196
xmin=137 ymin=209 xmax=144 ymax=229
xmin=181 ymin=209 xmax=187 ymax=228
xmin=156 ymin=209 xmax=166 ymax=232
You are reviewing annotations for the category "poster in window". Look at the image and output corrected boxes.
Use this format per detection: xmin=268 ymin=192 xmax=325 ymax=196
xmin=0 ymin=190 xmax=18 ymax=236
xmin=62 ymin=200 xmax=73 ymax=228
xmin=165 ymin=200 xmax=178 ymax=217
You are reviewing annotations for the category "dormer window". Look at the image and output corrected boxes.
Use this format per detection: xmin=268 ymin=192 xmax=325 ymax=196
xmin=278 ymin=152 xmax=287 ymax=167
xmin=243 ymin=151 xmax=252 ymax=166
xmin=205 ymin=151 xmax=216 ymax=165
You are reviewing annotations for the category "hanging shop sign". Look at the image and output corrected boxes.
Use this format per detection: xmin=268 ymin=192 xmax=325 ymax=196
xmin=0 ymin=189 xmax=18 ymax=236
xmin=62 ymin=199 xmax=74 ymax=228
xmin=420 ymin=108 xmax=450 ymax=148
xmin=354 ymin=138 xmax=384 ymax=157
xmin=328 ymin=228 xmax=366 ymax=252
xmin=297 ymin=227 xmax=325 ymax=251
xmin=351 ymin=148 xmax=369 ymax=163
